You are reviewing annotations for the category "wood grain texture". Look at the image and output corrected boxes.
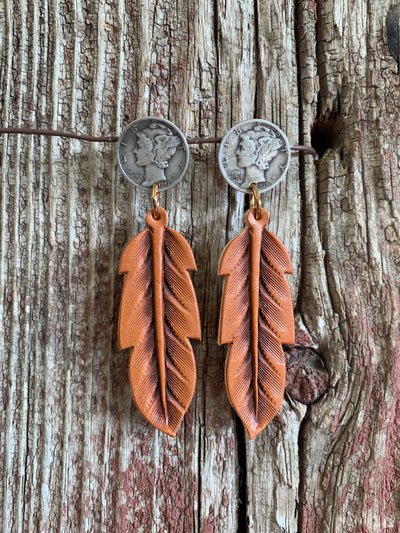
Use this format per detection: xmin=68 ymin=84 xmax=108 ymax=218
xmin=218 ymin=207 xmax=295 ymax=439
xmin=296 ymin=1 xmax=400 ymax=532
xmin=1 ymin=0 xmax=400 ymax=532
xmin=119 ymin=207 xmax=200 ymax=437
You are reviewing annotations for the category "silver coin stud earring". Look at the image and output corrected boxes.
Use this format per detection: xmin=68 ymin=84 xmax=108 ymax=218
xmin=217 ymin=119 xmax=295 ymax=439
xmin=117 ymin=117 xmax=201 ymax=437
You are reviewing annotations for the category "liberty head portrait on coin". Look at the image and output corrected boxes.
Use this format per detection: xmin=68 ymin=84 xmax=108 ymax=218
xmin=117 ymin=117 xmax=189 ymax=191
xmin=133 ymin=124 xmax=180 ymax=187
xmin=235 ymin=126 xmax=283 ymax=189
xmin=218 ymin=119 xmax=291 ymax=194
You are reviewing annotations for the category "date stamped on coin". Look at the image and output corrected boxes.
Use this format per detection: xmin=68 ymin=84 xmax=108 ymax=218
xmin=218 ymin=119 xmax=291 ymax=194
xmin=117 ymin=117 xmax=189 ymax=192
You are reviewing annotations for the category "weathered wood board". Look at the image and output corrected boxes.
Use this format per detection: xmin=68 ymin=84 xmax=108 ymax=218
xmin=1 ymin=1 xmax=400 ymax=531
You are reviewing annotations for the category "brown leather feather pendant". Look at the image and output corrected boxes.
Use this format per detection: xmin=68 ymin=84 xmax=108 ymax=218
xmin=119 ymin=207 xmax=201 ymax=437
xmin=218 ymin=207 xmax=295 ymax=439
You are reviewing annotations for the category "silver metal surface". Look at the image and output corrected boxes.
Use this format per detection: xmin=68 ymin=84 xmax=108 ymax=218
xmin=117 ymin=117 xmax=190 ymax=191
xmin=218 ymin=119 xmax=291 ymax=194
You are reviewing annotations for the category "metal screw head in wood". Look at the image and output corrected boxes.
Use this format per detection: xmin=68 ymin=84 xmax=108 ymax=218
xmin=117 ymin=117 xmax=190 ymax=192
xmin=218 ymin=119 xmax=291 ymax=194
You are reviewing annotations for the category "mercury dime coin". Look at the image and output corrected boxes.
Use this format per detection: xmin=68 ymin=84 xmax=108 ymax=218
xmin=117 ymin=117 xmax=190 ymax=192
xmin=218 ymin=119 xmax=291 ymax=194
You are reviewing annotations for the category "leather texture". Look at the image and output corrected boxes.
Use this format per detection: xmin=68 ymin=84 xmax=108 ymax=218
xmin=218 ymin=207 xmax=295 ymax=439
xmin=119 ymin=207 xmax=201 ymax=437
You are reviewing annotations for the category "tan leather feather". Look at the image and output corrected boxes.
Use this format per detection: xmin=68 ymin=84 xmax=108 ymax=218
xmin=218 ymin=207 xmax=294 ymax=439
xmin=119 ymin=207 xmax=201 ymax=437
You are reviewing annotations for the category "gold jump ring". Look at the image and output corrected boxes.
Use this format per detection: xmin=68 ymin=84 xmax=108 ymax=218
xmin=152 ymin=183 xmax=160 ymax=219
xmin=250 ymin=183 xmax=262 ymax=219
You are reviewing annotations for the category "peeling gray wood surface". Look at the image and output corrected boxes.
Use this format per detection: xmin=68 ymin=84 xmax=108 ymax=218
xmin=1 ymin=1 xmax=400 ymax=532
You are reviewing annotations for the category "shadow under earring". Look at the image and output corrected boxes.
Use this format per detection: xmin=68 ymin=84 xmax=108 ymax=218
xmin=117 ymin=117 xmax=201 ymax=437
xmin=218 ymin=119 xmax=295 ymax=439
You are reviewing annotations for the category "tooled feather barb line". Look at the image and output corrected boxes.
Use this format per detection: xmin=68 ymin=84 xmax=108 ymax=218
xmin=119 ymin=208 xmax=201 ymax=437
xmin=218 ymin=207 xmax=295 ymax=439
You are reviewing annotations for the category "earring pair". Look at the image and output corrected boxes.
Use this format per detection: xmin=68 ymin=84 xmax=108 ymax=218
xmin=117 ymin=117 xmax=294 ymax=439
